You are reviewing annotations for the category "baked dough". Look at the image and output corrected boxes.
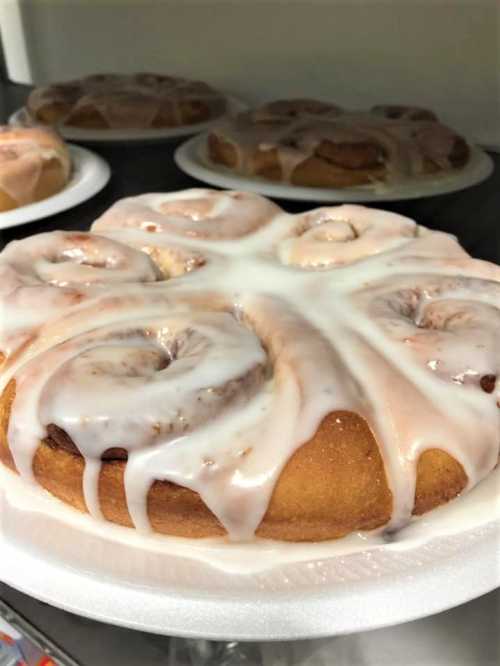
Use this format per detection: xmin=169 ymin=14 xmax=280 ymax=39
xmin=0 ymin=190 xmax=497 ymax=542
xmin=0 ymin=126 xmax=71 ymax=212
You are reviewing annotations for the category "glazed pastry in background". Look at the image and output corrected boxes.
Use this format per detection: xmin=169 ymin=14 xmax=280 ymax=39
xmin=0 ymin=126 xmax=71 ymax=212
xmin=208 ymin=100 xmax=469 ymax=188
xmin=0 ymin=189 xmax=498 ymax=542
xmin=370 ymin=104 xmax=438 ymax=121
xmin=27 ymin=73 xmax=227 ymax=129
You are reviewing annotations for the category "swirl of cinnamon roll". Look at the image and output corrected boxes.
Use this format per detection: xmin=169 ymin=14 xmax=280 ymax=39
xmin=92 ymin=189 xmax=283 ymax=277
xmin=361 ymin=275 xmax=500 ymax=395
xmin=0 ymin=231 xmax=160 ymax=359
xmin=7 ymin=306 xmax=267 ymax=478
xmin=2 ymin=230 xmax=160 ymax=287
xmin=3 ymin=291 xmax=272 ymax=532
xmin=1 ymin=287 xmax=370 ymax=539
xmin=277 ymin=205 xmax=419 ymax=269
xmin=92 ymin=189 xmax=282 ymax=239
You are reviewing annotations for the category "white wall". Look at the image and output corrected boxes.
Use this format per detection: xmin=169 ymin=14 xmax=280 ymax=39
xmin=0 ymin=0 xmax=498 ymax=143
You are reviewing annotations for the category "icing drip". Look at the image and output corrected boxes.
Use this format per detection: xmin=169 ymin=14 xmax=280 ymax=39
xmin=1 ymin=189 xmax=499 ymax=540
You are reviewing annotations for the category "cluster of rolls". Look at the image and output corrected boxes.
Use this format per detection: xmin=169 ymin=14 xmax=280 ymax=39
xmin=2 ymin=73 xmax=473 ymax=214
xmin=208 ymin=98 xmax=470 ymax=188
xmin=0 ymin=188 xmax=498 ymax=542
xmin=26 ymin=73 xmax=228 ymax=130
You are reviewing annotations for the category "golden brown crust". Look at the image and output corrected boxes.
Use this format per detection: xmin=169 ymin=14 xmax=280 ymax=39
xmin=208 ymin=130 xmax=389 ymax=188
xmin=0 ymin=189 xmax=17 ymax=213
xmin=0 ymin=379 xmax=468 ymax=541
xmin=0 ymin=159 xmax=69 ymax=212
xmin=290 ymin=155 xmax=385 ymax=188
xmin=207 ymin=132 xmax=239 ymax=169
xmin=0 ymin=129 xmax=70 ymax=212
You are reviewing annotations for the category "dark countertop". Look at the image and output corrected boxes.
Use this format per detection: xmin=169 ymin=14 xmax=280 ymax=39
xmin=1 ymin=81 xmax=499 ymax=665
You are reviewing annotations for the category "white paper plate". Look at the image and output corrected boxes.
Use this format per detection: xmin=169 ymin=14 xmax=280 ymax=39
xmin=174 ymin=134 xmax=494 ymax=202
xmin=0 ymin=145 xmax=110 ymax=231
xmin=0 ymin=464 xmax=498 ymax=641
xmin=9 ymin=96 xmax=247 ymax=143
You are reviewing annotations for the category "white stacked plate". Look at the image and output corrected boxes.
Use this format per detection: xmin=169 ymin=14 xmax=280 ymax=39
xmin=175 ymin=134 xmax=494 ymax=203
xmin=1 ymin=464 xmax=498 ymax=640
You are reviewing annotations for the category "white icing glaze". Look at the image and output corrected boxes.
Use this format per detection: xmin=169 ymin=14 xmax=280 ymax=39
xmin=1 ymin=189 xmax=499 ymax=541
xmin=0 ymin=230 xmax=160 ymax=358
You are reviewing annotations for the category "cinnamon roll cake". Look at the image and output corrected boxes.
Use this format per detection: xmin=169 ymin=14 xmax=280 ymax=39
xmin=0 ymin=126 xmax=71 ymax=212
xmin=208 ymin=100 xmax=470 ymax=188
xmin=0 ymin=188 xmax=498 ymax=542
xmin=27 ymin=73 xmax=227 ymax=130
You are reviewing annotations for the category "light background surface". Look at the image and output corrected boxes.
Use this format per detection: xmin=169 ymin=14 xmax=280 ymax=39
xmin=0 ymin=1 xmax=498 ymax=142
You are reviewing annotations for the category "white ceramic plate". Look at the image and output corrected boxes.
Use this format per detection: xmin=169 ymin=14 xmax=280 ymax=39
xmin=0 ymin=464 xmax=498 ymax=641
xmin=0 ymin=145 xmax=110 ymax=231
xmin=9 ymin=96 xmax=246 ymax=143
xmin=174 ymin=134 xmax=494 ymax=202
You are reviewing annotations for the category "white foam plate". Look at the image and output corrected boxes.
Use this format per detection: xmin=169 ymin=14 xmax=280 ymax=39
xmin=0 ymin=145 xmax=110 ymax=231
xmin=174 ymin=134 xmax=494 ymax=202
xmin=0 ymin=464 xmax=498 ymax=641
xmin=9 ymin=96 xmax=247 ymax=143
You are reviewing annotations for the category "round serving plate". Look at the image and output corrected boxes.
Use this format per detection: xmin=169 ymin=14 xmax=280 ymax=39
xmin=174 ymin=134 xmax=494 ymax=203
xmin=0 ymin=145 xmax=110 ymax=231
xmin=9 ymin=96 xmax=247 ymax=143
xmin=0 ymin=465 xmax=498 ymax=641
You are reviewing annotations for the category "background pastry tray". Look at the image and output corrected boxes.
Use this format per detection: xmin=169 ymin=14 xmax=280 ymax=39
xmin=9 ymin=96 xmax=246 ymax=143
xmin=174 ymin=135 xmax=494 ymax=203
xmin=0 ymin=465 xmax=498 ymax=641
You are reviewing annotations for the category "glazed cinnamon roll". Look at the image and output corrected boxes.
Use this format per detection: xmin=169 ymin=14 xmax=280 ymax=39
xmin=0 ymin=126 xmax=71 ymax=212
xmin=277 ymin=205 xmax=420 ymax=269
xmin=208 ymin=100 xmax=470 ymax=188
xmin=0 ymin=231 xmax=160 ymax=360
xmin=0 ymin=193 xmax=498 ymax=542
xmin=27 ymin=73 xmax=227 ymax=130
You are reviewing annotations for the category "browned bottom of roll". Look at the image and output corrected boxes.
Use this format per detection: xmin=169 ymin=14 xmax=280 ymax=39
xmin=0 ymin=379 xmax=467 ymax=541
